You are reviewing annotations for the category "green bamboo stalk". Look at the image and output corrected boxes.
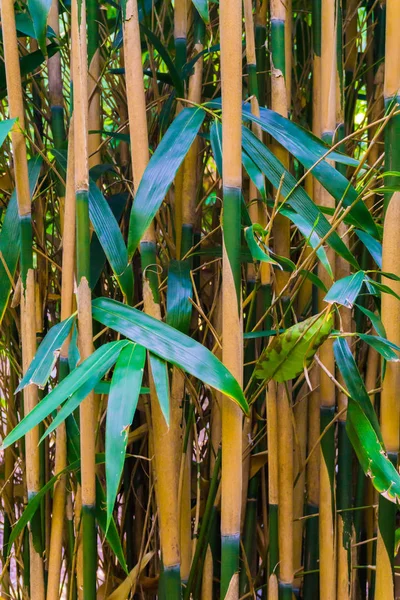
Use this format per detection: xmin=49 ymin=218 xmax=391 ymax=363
xmin=255 ymin=0 xmax=268 ymax=106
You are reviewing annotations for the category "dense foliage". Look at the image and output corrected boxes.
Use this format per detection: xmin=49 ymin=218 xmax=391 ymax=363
xmin=0 ymin=0 xmax=399 ymax=598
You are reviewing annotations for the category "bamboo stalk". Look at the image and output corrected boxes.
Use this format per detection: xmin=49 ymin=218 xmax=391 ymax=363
xmin=375 ymin=195 xmax=400 ymax=600
xmin=220 ymin=0 xmax=243 ymax=596
xmin=71 ymin=0 xmax=97 ymax=596
xmin=1 ymin=1 xmax=44 ymax=596
xmin=123 ymin=0 xmax=181 ymax=592
xmin=174 ymin=0 xmax=187 ymax=72
xmin=317 ymin=0 xmax=337 ymax=597
xmin=46 ymin=122 xmax=76 ymax=600
xmin=87 ymin=0 xmax=101 ymax=168
xmin=375 ymin=0 xmax=400 ymax=592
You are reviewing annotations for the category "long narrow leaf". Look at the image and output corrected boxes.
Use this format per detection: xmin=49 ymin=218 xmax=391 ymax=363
xmin=106 ymin=343 xmax=146 ymax=528
xmin=128 ymin=107 xmax=206 ymax=257
xmin=92 ymin=297 xmax=249 ymax=414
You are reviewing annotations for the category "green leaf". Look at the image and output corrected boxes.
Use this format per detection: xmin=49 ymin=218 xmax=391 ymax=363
xmin=354 ymin=304 xmax=386 ymax=338
xmin=166 ymin=260 xmax=193 ymax=335
xmin=149 ymin=353 xmax=170 ymax=425
xmin=244 ymin=224 xmax=281 ymax=267
xmin=210 ymin=120 xmax=223 ymax=175
xmin=365 ymin=277 xmax=400 ymax=303
xmin=255 ymin=312 xmax=334 ymax=382
xmin=88 ymin=181 xmax=133 ymax=302
xmin=241 ymin=126 xmax=359 ymax=269
xmin=92 ymin=297 xmax=249 ymax=414
xmin=324 ymin=271 xmax=365 ymax=308
xmin=358 ymin=333 xmax=400 ymax=362
xmin=1 ymin=341 xmax=128 ymax=450
xmin=278 ymin=206 xmax=333 ymax=277
xmin=333 ymin=337 xmax=382 ymax=441
xmin=355 ymin=229 xmax=382 ymax=268
xmin=242 ymin=151 xmax=266 ymax=201
xmin=0 ymin=44 xmax=59 ymax=99
xmin=128 ymin=107 xmax=205 ymax=258
xmin=16 ymin=314 xmax=76 ymax=392
xmin=96 ymin=477 xmax=128 ymax=573
xmin=242 ymin=105 xmax=378 ymax=238
xmin=346 ymin=399 xmax=400 ymax=503
xmin=106 ymin=343 xmax=146 ymax=528
xmin=89 ymin=192 xmax=128 ymax=290
xmin=0 ymin=118 xmax=16 ymax=146
xmin=0 ymin=156 xmax=42 ymax=325
xmin=15 ymin=12 xmax=56 ymax=40
xmin=139 ymin=24 xmax=183 ymax=94
xmin=192 ymin=0 xmax=209 ymax=23
xmin=28 ymin=0 xmax=52 ymax=54
xmin=7 ymin=459 xmax=81 ymax=552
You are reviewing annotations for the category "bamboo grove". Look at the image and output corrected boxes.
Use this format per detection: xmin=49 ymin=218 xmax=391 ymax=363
xmin=0 ymin=0 xmax=400 ymax=598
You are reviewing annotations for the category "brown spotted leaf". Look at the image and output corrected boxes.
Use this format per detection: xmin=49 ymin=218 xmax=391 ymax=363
xmin=255 ymin=311 xmax=334 ymax=383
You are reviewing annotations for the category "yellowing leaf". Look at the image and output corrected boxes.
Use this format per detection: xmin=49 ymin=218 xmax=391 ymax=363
xmin=255 ymin=312 xmax=333 ymax=382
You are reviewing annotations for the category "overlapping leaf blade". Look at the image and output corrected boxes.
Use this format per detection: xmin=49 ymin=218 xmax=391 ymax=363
xmin=128 ymin=107 xmax=206 ymax=257
xmin=1 ymin=341 xmax=128 ymax=450
xmin=16 ymin=314 xmax=75 ymax=392
xmin=241 ymin=126 xmax=359 ymax=269
xmin=92 ymin=297 xmax=249 ymax=414
xmin=106 ymin=343 xmax=146 ymax=528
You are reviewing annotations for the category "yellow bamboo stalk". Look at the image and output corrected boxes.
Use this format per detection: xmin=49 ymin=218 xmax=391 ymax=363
xmin=220 ymin=0 xmax=243 ymax=595
xmin=1 ymin=0 xmax=44 ymax=596
xmin=375 ymin=192 xmax=400 ymax=599
xmin=267 ymin=380 xmax=279 ymax=598
xmin=123 ymin=0 xmax=181 ymax=577
xmin=318 ymin=1 xmax=337 ymax=597
xmin=46 ymin=122 xmax=76 ymax=600
xmin=293 ymin=393 xmax=307 ymax=592
xmin=71 ymin=0 xmax=97 ymax=595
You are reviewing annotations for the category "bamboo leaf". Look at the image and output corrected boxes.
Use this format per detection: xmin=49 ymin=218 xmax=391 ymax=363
xmin=149 ymin=353 xmax=170 ymax=426
xmin=1 ymin=341 xmax=129 ymax=450
xmin=0 ymin=118 xmax=16 ymax=146
xmin=0 ymin=156 xmax=42 ymax=325
xmin=95 ymin=478 xmax=128 ymax=573
xmin=92 ymin=297 xmax=249 ymax=414
xmin=354 ymin=304 xmax=386 ymax=338
xmin=242 ymin=149 xmax=266 ymax=201
xmin=28 ymin=0 xmax=52 ymax=54
xmin=355 ymin=229 xmax=382 ymax=268
xmin=241 ymin=126 xmax=359 ymax=269
xmin=241 ymin=104 xmax=378 ymax=238
xmin=244 ymin=224 xmax=281 ymax=267
xmin=333 ymin=337 xmax=382 ymax=441
xmin=324 ymin=271 xmax=365 ymax=308
xmin=255 ymin=312 xmax=334 ymax=382
xmin=166 ymin=259 xmax=193 ymax=335
xmin=128 ymin=107 xmax=205 ymax=258
xmin=346 ymin=399 xmax=400 ymax=503
xmin=357 ymin=333 xmax=400 ymax=362
xmin=16 ymin=314 xmax=76 ymax=392
xmin=192 ymin=0 xmax=209 ymax=23
xmin=106 ymin=343 xmax=146 ymax=528
xmin=88 ymin=180 xmax=133 ymax=302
